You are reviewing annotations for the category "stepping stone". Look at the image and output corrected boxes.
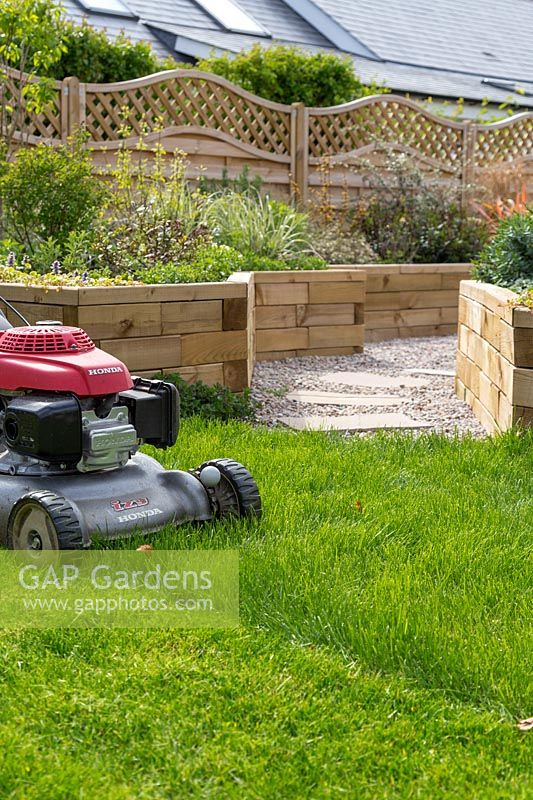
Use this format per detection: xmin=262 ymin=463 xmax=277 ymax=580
xmin=321 ymin=371 xmax=429 ymax=389
xmin=280 ymin=413 xmax=432 ymax=432
xmin=285 ymin=390 xmax=401 ymax=407
xmin=404 ymin=368 xmax=455 ymax=377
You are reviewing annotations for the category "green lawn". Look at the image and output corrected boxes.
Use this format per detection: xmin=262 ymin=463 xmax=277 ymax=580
xmin=0 ymin=421 xmax=532 ymax=798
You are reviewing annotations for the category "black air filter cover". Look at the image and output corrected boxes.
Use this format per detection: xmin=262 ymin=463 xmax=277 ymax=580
xmin=3 ymin=394 xmax=82 ymax=463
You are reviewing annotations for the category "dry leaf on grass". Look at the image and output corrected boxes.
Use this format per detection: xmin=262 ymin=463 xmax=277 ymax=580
xmin=517 ymin=717 xmax=533 ymax=732
xmin=136 ymin=544 xmax=154 ymax=552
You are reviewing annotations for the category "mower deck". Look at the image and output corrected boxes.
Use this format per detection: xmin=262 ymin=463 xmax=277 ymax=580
xmin=0 ymin=454 xmax=213 ymax=548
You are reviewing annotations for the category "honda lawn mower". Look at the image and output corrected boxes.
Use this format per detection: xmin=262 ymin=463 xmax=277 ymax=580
xmin=0 ymin=301 xmax=261 ymax=550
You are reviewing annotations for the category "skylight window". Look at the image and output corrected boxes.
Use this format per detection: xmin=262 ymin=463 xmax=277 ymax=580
xmin=195 ymin=0 xmax=268 ymax=35
xmin=77 ymin=0 xmax=136 ymax=17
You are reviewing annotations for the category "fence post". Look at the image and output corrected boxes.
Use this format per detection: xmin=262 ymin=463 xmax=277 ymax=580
xmin=291 ymin=102 xmax=309 ymax=205
xmin=62 ymin=76 xmax=82 ymax=138
xmin=461 ymin=120 xmax=476 ymax=209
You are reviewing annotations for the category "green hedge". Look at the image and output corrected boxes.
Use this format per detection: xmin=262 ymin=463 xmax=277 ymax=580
xmin=197 ymin=44 xmax=385 ymax=106
xmin=46 ymin=20 xmax=174 ymax=83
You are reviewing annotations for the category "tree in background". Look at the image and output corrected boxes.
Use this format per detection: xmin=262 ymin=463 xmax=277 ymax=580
xmin=0 ymin=0 xmax=175 ymax=87
xmin=197 ymin=44 xmax=385 ymax=106
xmin=0 ymin=0 xmax=65 ymax=154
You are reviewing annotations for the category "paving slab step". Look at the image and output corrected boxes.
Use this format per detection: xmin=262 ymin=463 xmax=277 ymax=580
xmin=285 ymin=390 xmax=401 ymax=407
xmin=280 ymin=413 xmax=433 ymax=432
xmin=321 ymin=371 xmax=429 ymax=389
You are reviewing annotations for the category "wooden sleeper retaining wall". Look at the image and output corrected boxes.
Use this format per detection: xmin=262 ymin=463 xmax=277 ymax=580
xmin=0 ymin=281 xmax=250 ymax=390
xmin=357 ymin=263 xmax=471 ymax=342
xmin=456 ymin=280 xmax=533 ymax=433
xmin=254 ymin=269 xmax=365 ymax=361
xmin=0 ymin=269 xmax=365 ymax=390
xmin=0 ymin=265 xmax=473 ymax=392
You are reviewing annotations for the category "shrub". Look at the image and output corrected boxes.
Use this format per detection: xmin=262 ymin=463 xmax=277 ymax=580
xmin=44 ymin=20 xmax=174 ymax=83
xmin=153 ymin=373 xmax=255 ymax=421
xmin=310 ymin=222 xmax=376 ymax=264
xmin=8 ymin=229 xmax=97 ymax=275
xmin=93 ymin=214 xmax=210 ymax=278
xmin=472 ymin=211 xmax=533 ymax=290
xmin=0 ymin=136 xmax=106 ymax=257
xmin=197 ymin=44 xmax=384 ymax=106
xmin=142 ymin=243 xmax=245 ymax=284
xmin=206 ymin=194 xmax=311 ymax=260
xmin=111 ymin=146 xmax=208 ymax=237
xmin=81 ymin=147 xmax=209 ymax=277
xmin=349 ymin=151 xmax=488 ymax=263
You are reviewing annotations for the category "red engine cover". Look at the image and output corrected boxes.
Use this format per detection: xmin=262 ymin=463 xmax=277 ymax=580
xmin=0 ymin=325 xmax=133 ymax=397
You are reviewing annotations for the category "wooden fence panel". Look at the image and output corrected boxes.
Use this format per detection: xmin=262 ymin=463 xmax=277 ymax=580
xmin=80 ymin=69 xmax=295 ymax=201
xmin=471 ymin=112 xmax=533 ymax=196
xmin=5 ymin=67 xmax=533 ymax=201
xmin=306 ymin=94 xmax=465 ymax=205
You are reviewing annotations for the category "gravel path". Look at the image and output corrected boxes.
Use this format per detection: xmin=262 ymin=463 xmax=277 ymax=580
xmin=251 ymin=335 xmax=486 ymax=437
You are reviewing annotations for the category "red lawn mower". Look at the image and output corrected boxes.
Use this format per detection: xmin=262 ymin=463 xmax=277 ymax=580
xmin=0 ymin=301 xmax=261 ymax=550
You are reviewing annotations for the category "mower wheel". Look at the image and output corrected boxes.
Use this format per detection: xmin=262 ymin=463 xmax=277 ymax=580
xmin=7 ymin=491 xmax=84 ymax=550
xmin=199 ymin=458 xmax=262 ymax=520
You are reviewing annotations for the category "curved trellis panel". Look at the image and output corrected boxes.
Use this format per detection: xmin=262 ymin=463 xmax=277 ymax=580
xmin=473 ymin=113 xmax=533 ymax=166
xmin=308 ymin=95 xmax=465 ymax=170
xmin=80 ymin=69 xmax=294 ymax=199
xmin=82 ymin=70 xmax=293 ymax=156
xmin=305 ymin=95 xmax=467 ymax=205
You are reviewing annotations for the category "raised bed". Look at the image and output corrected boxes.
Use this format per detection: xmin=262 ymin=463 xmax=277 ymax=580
xmin=0 ymin=269 xmax=365 ymax=390
xmin=333 ymin=263 xmax=471 ymax=341
xmin=0 ymin=280 xmax=250 ymax=390
xmin=456 ymin=280 xmax=533 ymax=433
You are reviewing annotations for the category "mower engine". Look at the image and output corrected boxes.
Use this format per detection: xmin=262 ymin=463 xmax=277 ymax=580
xmin=0 ymin=312 xmax=261 ymax=550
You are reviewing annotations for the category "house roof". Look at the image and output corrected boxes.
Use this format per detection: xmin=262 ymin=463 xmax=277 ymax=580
xmin=60 ymin=0 xmax=533 ymax=106
xmin=314 ymin=0 xmax=533 ymax=83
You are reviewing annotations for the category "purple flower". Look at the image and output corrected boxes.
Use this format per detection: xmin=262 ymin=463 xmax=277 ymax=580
xmin=52 ymin=260 xmax=61 ymax=275
xmin=82 ymin=271 xmax=89 ymax=283
xmin=6 ymin=251 xmax=15 ymax=268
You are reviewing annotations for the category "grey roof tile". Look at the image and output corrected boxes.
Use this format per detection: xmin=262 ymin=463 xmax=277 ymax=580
xmin=61 ymin=0 xmax=169 ymax=55
xmin=313 ymin=0 xmax=533 ymax=83
xmin=146 ymin=23 xmax=329 ymax=53
xmin=352 ymin=57 xmax=533 ymax=107
xmin=236 ymin=0 xmax=330 ymax=45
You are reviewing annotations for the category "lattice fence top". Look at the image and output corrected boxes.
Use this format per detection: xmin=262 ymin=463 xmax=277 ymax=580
xmin=307 ymin=95 xmax=465 ymax=172
xmin=473 ymin=113 xmax=533 ymax=166
xmin=82 ymin=69 xmax=292 ymax=156
xmin=2 ymin=68 xmax=62 ymax=142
